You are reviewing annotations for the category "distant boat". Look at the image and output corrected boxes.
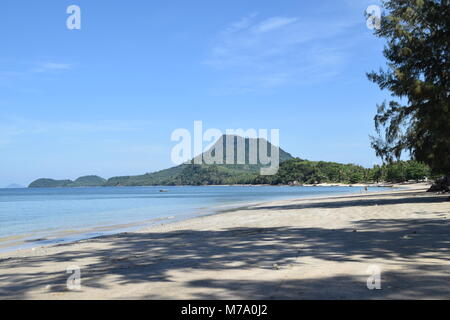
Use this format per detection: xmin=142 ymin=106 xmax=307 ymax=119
xmin=159 ymin=189 xmax=169 ymax=193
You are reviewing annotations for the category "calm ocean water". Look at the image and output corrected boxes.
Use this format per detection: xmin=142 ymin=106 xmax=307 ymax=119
xmin=0 ymin=186 xmax=388 ymax=252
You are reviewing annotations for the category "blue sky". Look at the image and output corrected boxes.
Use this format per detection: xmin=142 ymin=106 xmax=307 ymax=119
xmin=0 ymin=0 xmax=388 ymax=186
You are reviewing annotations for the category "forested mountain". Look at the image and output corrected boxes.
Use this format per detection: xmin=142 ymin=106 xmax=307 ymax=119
xmin=104 ymin=135 xmax=293 ymax=186
xmin=28 ymin=135 xmax=430 ymax=187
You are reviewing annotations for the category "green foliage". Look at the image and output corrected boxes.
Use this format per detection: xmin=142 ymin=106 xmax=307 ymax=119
xmin=381 ymin=160 xmax=431 ymax=182
xmin=105 ymin=164 xmax=265 ymax=186
xmin=367 ymin=0 xmax=450 ymax=176
xmin=255 ymin=159 xmax=430 ymax=185
xmin=29 ymin=160 xmax=430 ymax=188
xmin=73 ymin=175 xmax=106 ymax=187
xmin=258 ymin=158 xmax=369 ymax=185
xmin=29 ymin=178 xmax=75 ymax=188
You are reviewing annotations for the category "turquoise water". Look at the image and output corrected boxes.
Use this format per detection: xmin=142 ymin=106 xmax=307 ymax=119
xmin=0 ymin=186 xmax=387 ymax=252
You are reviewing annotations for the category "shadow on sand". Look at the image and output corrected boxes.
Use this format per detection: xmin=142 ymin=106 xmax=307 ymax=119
xmin=0 ymin=192 xmax=449 ymax=299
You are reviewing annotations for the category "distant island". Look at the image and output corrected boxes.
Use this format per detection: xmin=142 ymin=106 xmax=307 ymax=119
xmin=29 ymin=175 xmax=106 ymax=188
xmin=29 ymin=135 xmax=431 ymax=188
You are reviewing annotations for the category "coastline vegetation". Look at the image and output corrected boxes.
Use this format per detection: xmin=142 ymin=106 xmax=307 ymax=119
xmin=28 ymin=159 xmax=430 ymax=187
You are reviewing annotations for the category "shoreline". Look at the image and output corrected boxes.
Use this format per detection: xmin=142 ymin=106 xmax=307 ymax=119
xmin=17 ymin=182 xmax=403 ymax=189
xmin=2 ymin=182 xmax=449 ymax=299
xmin=0 ymin=184 xmax=405 ymax=256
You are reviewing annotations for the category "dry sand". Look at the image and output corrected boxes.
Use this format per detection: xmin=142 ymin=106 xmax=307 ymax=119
xmin=1 ymin=183 xmax=449 ymax=300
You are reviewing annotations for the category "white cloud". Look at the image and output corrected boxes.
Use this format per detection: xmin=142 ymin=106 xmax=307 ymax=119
xmin=223 ymin=12 xmax=259 ymax=34
xmin=42 ymin=62 xmax=71 ymax=70
xmin=0 ymin=118 xmax=154 ymax=148
xmin=252 ymin=17 xmax=299 ymax=34
xmin=31 ymin=62 xmax=72 ymax=73
xmin=0 ymin=62 xmax=72 ymax=85
xmin=204 ymin=13 xmax=362 ymax=93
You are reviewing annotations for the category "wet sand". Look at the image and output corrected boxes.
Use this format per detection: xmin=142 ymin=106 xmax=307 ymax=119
xmin=1 ymin=183 xmax=449 ymax=300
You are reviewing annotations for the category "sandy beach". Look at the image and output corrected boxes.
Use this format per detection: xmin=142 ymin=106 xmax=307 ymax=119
xmin=1 ymin=183 xmax=449 ymax=300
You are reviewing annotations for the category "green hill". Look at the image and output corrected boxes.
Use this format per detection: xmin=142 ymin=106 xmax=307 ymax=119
xmin=73 ymin=175 xmax=106 ymax=187
xmin=29 ymin=176 xmax=106 ymax=188
xmin=104 ymin=135 xmax=293 ymax=186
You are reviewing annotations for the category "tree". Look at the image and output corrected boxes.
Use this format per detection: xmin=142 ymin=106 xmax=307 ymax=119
xmin=369 ymin=165 xmax=383 ymax=182
xmin=367 ymin=0 xmax=450 ymax=183
xmin=385 ymin=161 xmax=406 ymax=182
xmin=405 ymin=160 xmax=431 ymax=180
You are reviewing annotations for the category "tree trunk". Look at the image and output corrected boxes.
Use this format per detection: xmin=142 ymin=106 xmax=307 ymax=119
xmin=427 ymin=176 xmax=450 ymax=192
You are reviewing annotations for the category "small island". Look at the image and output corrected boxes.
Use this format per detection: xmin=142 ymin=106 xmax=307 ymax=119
xmin=29 ymin=175 xmax=106 ymax=188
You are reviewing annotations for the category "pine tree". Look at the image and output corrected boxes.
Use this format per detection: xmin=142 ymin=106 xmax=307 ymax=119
xmin=367 ymin=0 xmax=449 ymax=182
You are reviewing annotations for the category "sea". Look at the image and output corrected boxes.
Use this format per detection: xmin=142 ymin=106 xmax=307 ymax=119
xmin=0 ymin=185 xmax=390 ymax=252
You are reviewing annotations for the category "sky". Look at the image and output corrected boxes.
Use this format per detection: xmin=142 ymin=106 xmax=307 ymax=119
xmin=0 ymin=0 xmax=389 ymax=187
